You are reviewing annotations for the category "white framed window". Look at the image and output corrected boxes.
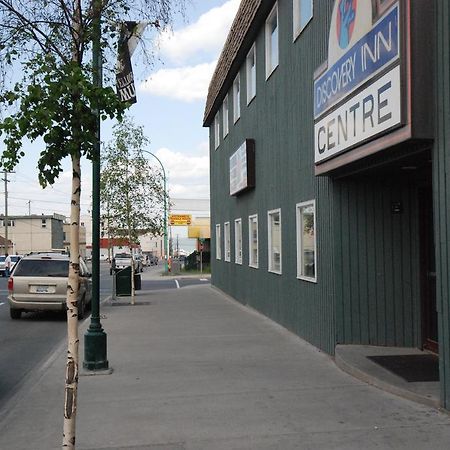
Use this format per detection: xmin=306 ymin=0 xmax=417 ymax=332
xmin=234 ymin=218 xmax=243 ymax=264
xmin=248 ymin=214 xmax=259 ymax=268
xmin=1 ymin=220 xmax=15 ymax=227
xmin=215 ymin=224 xmax=221 ymax=260
xmin=265 ymin=3 xmax=279 ymax=79
xmin=293 ymin=0 xmax=313 ymax=40
xmin=224 ymin=221 xmax=231 ymax=262
xmin=233 ymin=74 xmax=241 ymax=123
xmin=246 ymin=44 xmax=256 ymax=104
xmin=223 ymin=95 xmax=229 ymax=138
xmin=214 ymin=113 xmax=220 ymax=149
xmin=296 ymin=200 xmax=317 ymax=282
xmin=268 ymin=209 xmax=282 ymax=274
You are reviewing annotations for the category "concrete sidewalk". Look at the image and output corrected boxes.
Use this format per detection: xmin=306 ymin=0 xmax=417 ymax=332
xmin=1 ymin=285 xmax=450 ymax=449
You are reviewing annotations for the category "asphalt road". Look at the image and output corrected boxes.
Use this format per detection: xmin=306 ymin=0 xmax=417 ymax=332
xmin=0 ymin=262 xmax=113 ymax=408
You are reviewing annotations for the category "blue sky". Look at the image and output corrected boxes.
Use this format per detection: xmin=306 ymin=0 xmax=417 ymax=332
xmin=2 ymin=0 xmax=240 ymax=217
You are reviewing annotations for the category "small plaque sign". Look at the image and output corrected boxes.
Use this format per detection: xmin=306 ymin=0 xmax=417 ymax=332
xmin=229 ymin=139 xmax=255 ymax=196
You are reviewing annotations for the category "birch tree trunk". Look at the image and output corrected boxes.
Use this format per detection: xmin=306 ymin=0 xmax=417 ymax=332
xmin=63 ymin=154 xmax=81 ymax=449
xmin=63 ymin=3 xmax=82 ymax=447
xmin=130 ymin=239 xmax=136 ymax=303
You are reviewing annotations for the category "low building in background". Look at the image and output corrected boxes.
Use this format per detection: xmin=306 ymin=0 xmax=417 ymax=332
xmin=0 ymin=214 xmax=67 ymax=254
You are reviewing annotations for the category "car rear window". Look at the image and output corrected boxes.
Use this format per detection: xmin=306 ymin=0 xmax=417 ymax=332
xmin=13 ymin=259 xmax=69 ymax=277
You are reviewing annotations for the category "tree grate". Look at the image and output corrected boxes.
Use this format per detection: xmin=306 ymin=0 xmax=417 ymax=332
xmin=110 ymin=301 xmax=152 ymax=307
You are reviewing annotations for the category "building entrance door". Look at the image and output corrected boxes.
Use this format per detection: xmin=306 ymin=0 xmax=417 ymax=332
xmin=419 ymin=186 xmax=438 ymax=353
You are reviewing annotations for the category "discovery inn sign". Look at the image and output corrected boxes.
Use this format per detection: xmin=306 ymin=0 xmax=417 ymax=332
xmin=313 ymin=0 xmax=434 ymax=174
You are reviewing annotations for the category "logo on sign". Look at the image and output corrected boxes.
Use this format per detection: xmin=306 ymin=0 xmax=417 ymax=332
xmin=314 ymin=4 xmax=399 ymax=118
xmin=337 ymin=0 xmax=357 ymax=49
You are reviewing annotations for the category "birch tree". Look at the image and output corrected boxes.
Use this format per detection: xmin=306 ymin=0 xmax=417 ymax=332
xmin=101 ymin=116 xmax=166 ymax=301
xmin=0 ymin=1 xmax=184 ymax=448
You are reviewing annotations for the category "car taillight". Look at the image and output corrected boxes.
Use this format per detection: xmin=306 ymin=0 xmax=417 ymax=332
xmin=8 ymin=277 xmax=13 ymax=292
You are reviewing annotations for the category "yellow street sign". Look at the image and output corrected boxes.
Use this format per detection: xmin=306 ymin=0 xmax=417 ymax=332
xmin=169 ymin=214 xmax=192 ymax=226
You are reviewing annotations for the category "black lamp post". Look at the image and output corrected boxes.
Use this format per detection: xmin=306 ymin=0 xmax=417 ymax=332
xmin=83 ymin=0 xmax=108 ymax=371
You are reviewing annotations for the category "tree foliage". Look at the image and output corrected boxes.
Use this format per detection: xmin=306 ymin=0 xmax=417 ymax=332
xmin=0 ymin=1 xmax=184 ymax=447
xmin=101 ymin=115 xmax=166 ymax=243
xmin=0 ymin=0 xmax=185 ymax=183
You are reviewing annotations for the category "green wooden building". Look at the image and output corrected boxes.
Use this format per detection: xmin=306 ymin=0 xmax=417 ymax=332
xmin=204 ymin=0 xmax=450 ymax=410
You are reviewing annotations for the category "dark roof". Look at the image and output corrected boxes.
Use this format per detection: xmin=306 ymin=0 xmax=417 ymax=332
xmin=0 ymin=235 xmax=13 ymax=247
xmin=203 ymin=0 xmax=263 ymax=126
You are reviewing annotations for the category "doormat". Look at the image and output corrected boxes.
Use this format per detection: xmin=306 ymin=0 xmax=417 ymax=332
xmin=367 ymin=354 xmax=439 ymax=382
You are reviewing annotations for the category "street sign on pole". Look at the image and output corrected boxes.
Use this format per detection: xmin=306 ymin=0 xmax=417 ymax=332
xmin=169 ymin=214 xmax=192 ymax=226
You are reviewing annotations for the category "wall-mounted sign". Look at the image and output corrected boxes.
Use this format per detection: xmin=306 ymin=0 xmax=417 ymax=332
xmin=169 ymin=214 xmax=192 ymax=226
xmin=313 ymin=0 xmax=434 ymax=175
xmin=230 ymin=139 xmax=255 ymax=196
xmin=313 ymin=0 xmax=411 ymax=169
xmin=315 ymin=65 xmax=401 ymax=163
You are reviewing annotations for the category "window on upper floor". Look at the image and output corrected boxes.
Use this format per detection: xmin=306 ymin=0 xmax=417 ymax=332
xmin=246 ymin=44 xmax=256 ymax=104
xmin=248 ymin=214 xmax=259 ymax=268
xmin=293 ymin=0 xmax=313 ymax=40
xmin=296 ymin=200 xmax=317 ymax=282
xmin=214 ymin=113 xmax=220 ymax=149
xmin=223 ymin=95 xmax=229 ymax=138
xmin=233 ymin=74 xmax=241 ymax=123
xmin=41 ymin=219 xmax=47 ymax=228
xmin=265 ymin=3 xmax=279 ymax=79
xmin=1 ymin=219 xmax=15 ymax=227
xmin=268 ymin=208 xmax=282 ymax=274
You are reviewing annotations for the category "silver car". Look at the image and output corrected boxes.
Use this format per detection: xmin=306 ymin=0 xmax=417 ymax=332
xmin=8 ymin=253 xmax=92 ymax=320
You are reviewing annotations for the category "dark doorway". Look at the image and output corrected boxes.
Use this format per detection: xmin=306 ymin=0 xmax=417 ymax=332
xmin=419 ymin=186 xmax=438 ymax=353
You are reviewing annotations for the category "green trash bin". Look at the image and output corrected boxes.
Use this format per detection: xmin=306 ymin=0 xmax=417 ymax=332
xmin=115 ymin=266 xmax=131 ymax=296
xmin=134 ymin=273 xmax=141 ymax=290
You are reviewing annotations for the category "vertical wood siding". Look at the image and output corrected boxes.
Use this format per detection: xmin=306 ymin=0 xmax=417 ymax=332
xmin=435 ymin=0 xmax=450 ymax=409
xmin=210 ymin=0 xmax=336 ymax=355
xmin=333 ymin=177 xmax=421 ymax=348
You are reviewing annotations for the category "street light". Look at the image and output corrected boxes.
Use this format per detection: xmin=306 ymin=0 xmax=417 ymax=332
xmin=142 ymin=150 xmax=168 ymax=273
xmin=83 ymin=0 xmax=108 ymax=371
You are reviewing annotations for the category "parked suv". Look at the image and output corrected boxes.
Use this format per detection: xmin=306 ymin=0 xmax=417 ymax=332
xmin=8 ymin=253 xmax=92 ymax=320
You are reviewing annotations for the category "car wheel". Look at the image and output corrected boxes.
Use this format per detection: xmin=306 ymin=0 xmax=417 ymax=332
xmin=10 ymin=308 xmax=21 ymax=320
xmin=78 ymin=296 xmax=85 ymax=320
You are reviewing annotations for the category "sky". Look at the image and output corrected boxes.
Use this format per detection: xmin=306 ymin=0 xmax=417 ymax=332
xmin=0 ymin=0 xmax=240 ymax=218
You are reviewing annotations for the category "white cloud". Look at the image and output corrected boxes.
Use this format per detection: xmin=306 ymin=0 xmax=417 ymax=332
xmin=154 ymin=147 xmax=210 ymax=199
xmin=170 ymin=183 xmax=210 ymax=199
xmin=158 ymin=0 xmax=240 ymax=65
xmin=139 ymin=61 xmax=217 ymax=102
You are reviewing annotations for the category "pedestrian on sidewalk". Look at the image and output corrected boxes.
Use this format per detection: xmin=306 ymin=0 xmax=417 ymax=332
xmin=4 ymin=253 xmax=11 ymax=277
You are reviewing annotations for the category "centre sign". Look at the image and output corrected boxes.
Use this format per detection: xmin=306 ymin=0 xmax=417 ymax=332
xmin=314 ymin=0 xmax=402 ymax=166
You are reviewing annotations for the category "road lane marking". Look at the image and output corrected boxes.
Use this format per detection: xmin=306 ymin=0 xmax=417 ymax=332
xmin=200 ymin=279 xmax=208 ymax=282
xmin=174 ymin=280 xmax=180 ymax=289
xmin=0 ymin=302 xmax=4 ymax=306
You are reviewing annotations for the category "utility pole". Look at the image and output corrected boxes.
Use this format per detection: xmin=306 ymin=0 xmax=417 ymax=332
xmin=28 ymin=200 xmax=32 ymax=253
xmin=2 ymin=171 xmax=12 ymax=255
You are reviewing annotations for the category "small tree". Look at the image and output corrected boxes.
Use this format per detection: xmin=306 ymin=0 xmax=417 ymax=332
xmin=0 ymin=1 xmax=184 ymax=448
xmin=101 ymin=116 xmax=166 ymax=301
